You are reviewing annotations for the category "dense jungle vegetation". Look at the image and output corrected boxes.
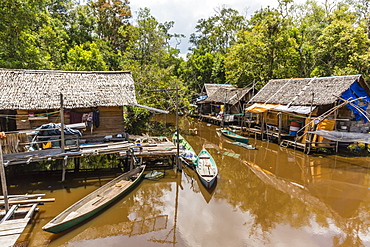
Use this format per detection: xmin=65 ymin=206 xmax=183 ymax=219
xmin=1 ymin=0 xmax=370 ymax=129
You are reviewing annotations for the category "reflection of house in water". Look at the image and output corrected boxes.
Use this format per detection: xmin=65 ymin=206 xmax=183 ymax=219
xmin=130 ymin=215 xmax=168 ymax=236
xmin=244 ymin=141 xmax=370 ymax=220
xmin=245 ymin=157 xmax=369 ymax=246
xmin=307 ymin=164 xmax=370 ymax=218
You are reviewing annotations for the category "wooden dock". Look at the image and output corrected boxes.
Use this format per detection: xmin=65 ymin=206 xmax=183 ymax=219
xmin=2 ymin=141 xmax=135 ymax=166
xmin=128 ymin=142 xmax=178 ymax=158
xmin=0 ymin=194 xmax=54 ymax=247
xmin=0 ymin=204 xmax=38 ymax=247
xmin=2 ymin=138 xmax=179 ymax=168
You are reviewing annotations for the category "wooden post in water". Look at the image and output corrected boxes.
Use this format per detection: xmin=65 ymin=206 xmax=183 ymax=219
xmin=62 ymin=156 xmax=68 ymax=182
xmin=74 ymin=157 xmax=80 ymax=173
xmin=60 ymin=93 xmax=65 ymax=153
xmin=260 ymin=112 xmax=266 ymax=140
xmin=130 ymin=150 xmax=134 ymax=171
xmin=278 ymin=112 xmax=282 ymax=144
xmin=176 ymin=86 xmax=182 ymax=172
xmin=0 ymin=144 xmax=9 ymax=211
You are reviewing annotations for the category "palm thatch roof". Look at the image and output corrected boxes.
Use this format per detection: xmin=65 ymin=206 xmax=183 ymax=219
xmin=202 ymin=87 xmax=252 ymax=105
xmin=250 ymin=75 xmax=369 ymax=106
xmin=0 ymin=69 xmax=137 ymax=110
xmin=203 ymin=83 xmax=236 ymax=97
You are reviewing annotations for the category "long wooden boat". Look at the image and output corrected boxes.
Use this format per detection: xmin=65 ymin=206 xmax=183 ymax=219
xmin=42 ymin=165 xmax=146 ymax=234
xmin=195 ymin=149 xmax=218 ymax=188
xmin=172 ymin=133 xmax=197 ymax=165
xmin=220 ymin=129 xmax=249 ymax=144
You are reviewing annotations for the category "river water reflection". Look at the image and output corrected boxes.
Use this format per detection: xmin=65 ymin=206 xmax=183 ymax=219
xmin=12 ymin=117 xmax=370 ymax=246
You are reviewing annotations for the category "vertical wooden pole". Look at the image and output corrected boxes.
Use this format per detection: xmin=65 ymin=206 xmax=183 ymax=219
xmin=278 ymin=112 xmax=282 ymax=144
xmin=0 ymin=144 xmax=9 ymax=211
xmin=260 ymin=112 xmax=266 ymax=140
xmin=60 ymin=93 xmax=65 ymax=153
xmin=176 ymin=86 xmax=181 ymax=172
xmin=62 ymin=156 xmax=67 ymax=182
xmin=130 ymin=150 xmax=134 ymax=171
xmin=74 ymin=157 xmax=80 ymax=173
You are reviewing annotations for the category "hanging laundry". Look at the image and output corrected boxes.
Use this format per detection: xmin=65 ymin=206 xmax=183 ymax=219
xmin=82 ymin=112 xmax=93 ymax=127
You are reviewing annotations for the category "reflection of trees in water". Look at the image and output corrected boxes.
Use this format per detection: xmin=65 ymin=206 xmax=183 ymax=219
xmin=152 ymin=116 xmax=370 ymax=245
xmin=132 ymin=181 xmax=173 ymax=220
xmin=206 ymin=137 xmax=370 ymax=246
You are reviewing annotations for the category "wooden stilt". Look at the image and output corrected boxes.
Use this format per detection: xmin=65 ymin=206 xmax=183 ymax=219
xmin=61 ymin=155 xmax=68 ymax=182
xmin=74 ymin=157 xmax=80 ymax=173
xmin=129 ymin=150 xmax=133 ymax=171
xmin=60 ymin=93 xmax=65 ymax=153
xmin=261 ymin=112 xmax=266 ymax=140
xmin=0 ymin=144 xmax=9 ymax=211
xmin=278 ymin=112 xmax=282 ymax=144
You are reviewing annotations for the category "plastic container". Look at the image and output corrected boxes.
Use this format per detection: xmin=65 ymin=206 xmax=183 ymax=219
xmin=289 ymin=121 xmax=301 ymax=136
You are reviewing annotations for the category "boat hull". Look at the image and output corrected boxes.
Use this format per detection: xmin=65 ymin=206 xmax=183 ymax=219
xmin=221 ymin=129 xmax=249 ymax=143
xmin=195 ymin=149 xmax=218 ymax=189
xmin=42 ymin=166 xmax=145 ymax=234
xmin=199 ymin=175 xmax=217 ymax=188
xmin=172 ymin=133 xmax=197 ymax=166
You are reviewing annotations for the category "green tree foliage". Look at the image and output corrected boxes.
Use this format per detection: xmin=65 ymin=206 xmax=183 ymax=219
xmin=3 ymin=0 xmax=370 ymax=112
xmin=225 ymin=6 xmax=300 ymax=88
xmin=65 ymin=4 xmax=96 ymax=47
xmin=309 ymin=3 xmax=370 ymax=78
xmin=0 ymin=0 xmax=47 ymax=68
xmin=119 ymin=8 xmax=187 ymax=133
xmin=90 ymin=0 xmax=131 ymax=50
xmin=182 ymin=7 xmax=245 ymax=91
xmin=189 ymin=7 xmax=246 ymax=54
xmin=63 ymin=41 xmax=109 ymax=71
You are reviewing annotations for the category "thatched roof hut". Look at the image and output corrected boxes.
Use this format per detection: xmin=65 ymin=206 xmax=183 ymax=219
xmin=0 ymin=69 xmax=137 ymax=110
xmin=203 ymin=87 xmax=253 ymax=105
xmin=0 ymin=69 xmax=141 ymax=139
xmin=250 ymin=75 xmax=369 ymax=106
xmin=202 ymin=83 xmax=236 ymax=97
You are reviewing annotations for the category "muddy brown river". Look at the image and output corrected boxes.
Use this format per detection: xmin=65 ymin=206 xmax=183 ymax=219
xmin=9 ymin=117 xmax=370 ymax=246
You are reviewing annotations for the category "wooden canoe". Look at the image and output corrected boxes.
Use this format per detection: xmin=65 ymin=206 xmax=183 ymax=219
xmin=172 ymin=133 xmax=197 ymax=165
xmin=42 ymin=165 xmax=146 ymax=234
xmin=195 ymin=149 xmax=218 ymax=189
xmin=220 ymin=129 xmax=249 ymax=144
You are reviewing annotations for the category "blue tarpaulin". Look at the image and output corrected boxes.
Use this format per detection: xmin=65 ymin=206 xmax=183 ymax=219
xmin=340 ymin=81 xmax=370 ymax=122
xmin=195 ymin=95 xmax=208 ymax=102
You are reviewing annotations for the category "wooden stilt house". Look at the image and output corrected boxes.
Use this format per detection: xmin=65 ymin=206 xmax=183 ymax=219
xmin=196 ymin=83 xmax=236 ymax=115
xmin=0 ymin=69 xmax=138 ymax=149
xmin=196 ymin=83 xmax=254 ymax=125
xmin=245 ymin=75 xmax=370 ymax=152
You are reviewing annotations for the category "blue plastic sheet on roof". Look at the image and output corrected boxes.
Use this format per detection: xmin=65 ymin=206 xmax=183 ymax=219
xmin=340 ymin=81 xmax=370 ymax=123
xmin=195 ymin=95 xmax=208 ymax=102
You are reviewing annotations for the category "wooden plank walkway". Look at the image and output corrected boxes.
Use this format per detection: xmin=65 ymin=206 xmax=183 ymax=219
xmin=3 ymin=141 xmax=135 ymax=165
xmin=2 ymin=140 xmax=178 ymax=165
xmin=123 ymin=142 xmax=178 ymax=158
xmin=0 ymin=201 xmax=39 ymax=247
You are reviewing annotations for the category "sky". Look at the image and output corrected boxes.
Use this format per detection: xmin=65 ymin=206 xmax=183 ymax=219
xmin=130 ymin=0 xmax=289 ymax=56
